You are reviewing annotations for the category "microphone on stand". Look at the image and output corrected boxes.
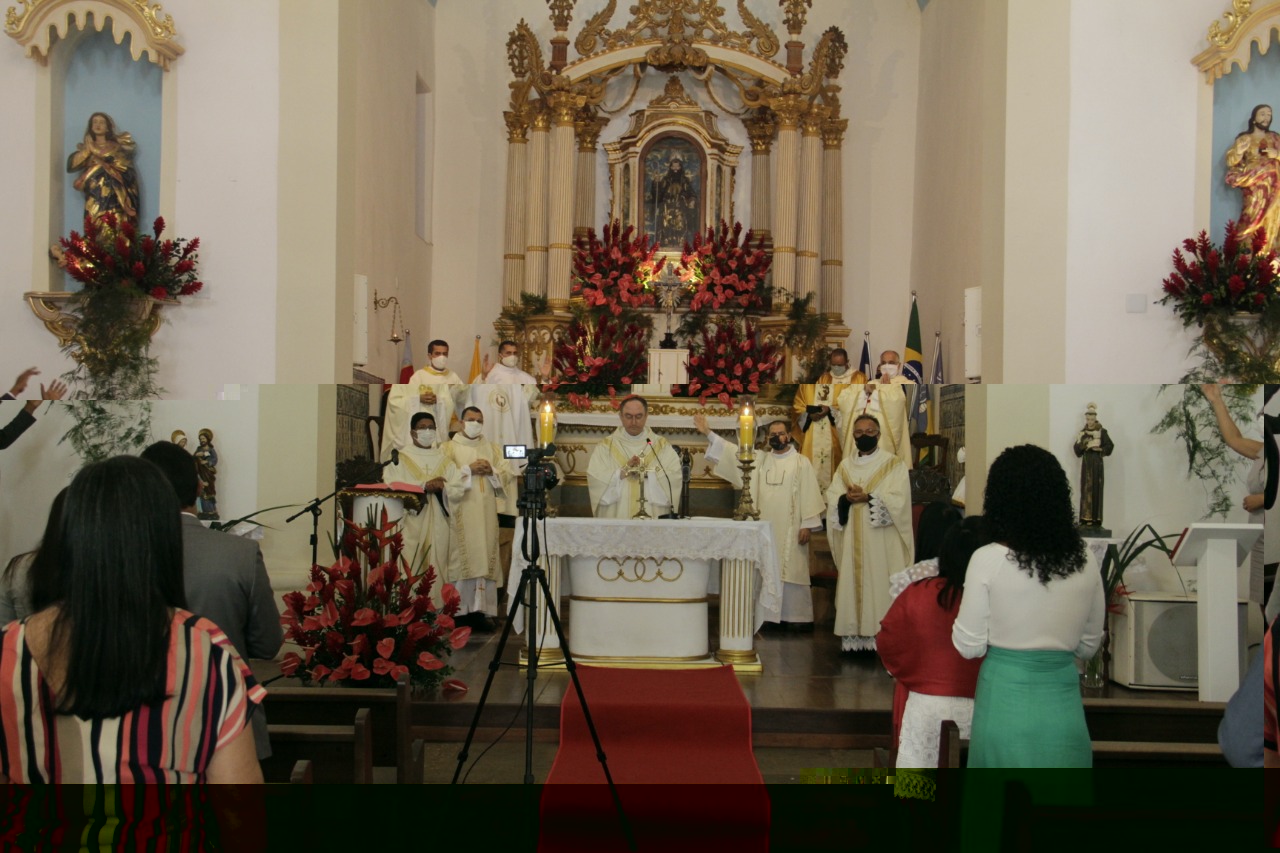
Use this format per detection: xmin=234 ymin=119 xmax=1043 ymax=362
xmin=649 ymin=437 xmax=679 ymax=519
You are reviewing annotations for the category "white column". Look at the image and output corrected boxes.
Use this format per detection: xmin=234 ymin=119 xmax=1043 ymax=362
xmin=573 ymin=112 xmax=608 ymax=243
xmin=715 ymin=558 xmax=760 ymax=670
xmin=522 ymin=105 xmax=551 ymax=298
xmin=502 ymin=110 xmax=529 ymax=306
xmin=770 ymin=96 xmax=805 ymax=313
xmin=821 ymin=117 xmax=848 ymax=321
xmin=743 ymin=110 xmax=775 ymax=247
xmin=545 ymin=93 xmax=579 ymax=310
xmin=795 ymin=105 xmax=826 ymax=303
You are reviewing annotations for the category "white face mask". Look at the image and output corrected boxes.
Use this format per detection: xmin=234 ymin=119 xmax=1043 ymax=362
xmin=462 ymin=421 xmax=483 ymax=439
xmin=500 ymin=355 xmax=518 ymax=369
xmin=879 ymin=363 xmax=899 ymax=379
xmin=412 ymin=429 xmax=436 ymax=447
xmin=430 ymin=355 xmax=447 ymax=371
xmin=830 ymin=364 xmax=848 ymax=377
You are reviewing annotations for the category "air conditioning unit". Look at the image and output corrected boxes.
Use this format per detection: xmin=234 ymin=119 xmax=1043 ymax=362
xmin=1109 ymin=592 xmax=1247 ymax=690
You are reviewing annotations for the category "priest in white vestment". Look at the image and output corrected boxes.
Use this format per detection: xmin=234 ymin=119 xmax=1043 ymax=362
xmin=442 ymin=406 xmax=515 ymax=630
xmin=793 ymin=347 xmax=866 ymax=493
xmin=835 ymin=351 xmax=915 ymax=472
xmin=696 ymin=414 xmax=826 ymax=627
xmin=587 ymin=395 xmax=682 ymax=518
xmin=382 ymin=412 xmax=452 ymax=594
xmin=826 ymin=413 xmax=914 ymax=652
xmin=381 ymin=338 xmax=466 ymax=462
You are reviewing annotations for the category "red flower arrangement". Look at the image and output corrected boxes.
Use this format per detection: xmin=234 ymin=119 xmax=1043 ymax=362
xmin=279 ymin=509 xmax=467 ymax=692
xmin=59 ymin=213 xmax=203 ymax=301
xmin=1159 ymin=219 xmax=1278 ymax=325
xmin=573 ymin=220 xmax=665 ymax=316
xmin=681 ymin=318 xmax=783 ymax=406
xmin=546 ymin=311 xmax=649 ymax=406
xmin=677 ymin=221 xmax=770 ymax=313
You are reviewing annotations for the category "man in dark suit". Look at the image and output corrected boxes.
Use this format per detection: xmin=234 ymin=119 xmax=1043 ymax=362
xmin=141 ymin=440 xmax=283 ymax=760
xmin=0 ymin=367 xmax=67 ymax=449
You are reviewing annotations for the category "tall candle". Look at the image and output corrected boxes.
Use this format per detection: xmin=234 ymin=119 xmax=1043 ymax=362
xmin=539 ymin=402 xmax=556 ymax=447
xmin=738 ymin=404 xmax=754 ymax=459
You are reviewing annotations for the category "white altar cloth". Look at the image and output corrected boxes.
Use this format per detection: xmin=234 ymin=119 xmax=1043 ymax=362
xmin=505 ymin=517 xmax=782 ymax=666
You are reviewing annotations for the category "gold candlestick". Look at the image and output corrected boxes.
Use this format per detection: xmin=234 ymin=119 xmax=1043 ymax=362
xmin=733 ymin=455 xmax=760 ymax=521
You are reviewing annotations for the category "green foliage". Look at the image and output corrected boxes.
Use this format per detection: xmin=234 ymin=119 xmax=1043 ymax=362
xmin=497 ymin=291 xmax=550 ymax=333
xmin=1151 ymin=384 xmax=1258 ymax=518
xmin=59 ymin=400 xmax=152 ymax=463
xmin=782 ymin=293 xmax=829 ymax=382
xmin=1179 ymin=306 xmax=1280 ymax=383
xmin=1100 ymin=524 xmax=1183 ymax=602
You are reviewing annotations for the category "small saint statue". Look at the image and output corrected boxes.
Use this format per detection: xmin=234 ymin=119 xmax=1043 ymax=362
xmin=1073 ymin=403 xmax=1114 ymax=535
xmin=194 ymin=428 xmax=219 ymax=520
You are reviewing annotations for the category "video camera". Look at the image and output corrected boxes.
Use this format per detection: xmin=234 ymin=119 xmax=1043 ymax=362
xmin=505 ymin=443 xmax=561 ymax=498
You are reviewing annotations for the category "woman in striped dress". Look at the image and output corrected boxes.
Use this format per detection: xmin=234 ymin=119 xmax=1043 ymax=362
xmin=0 ymin=456 xmax=264 ymax=786
xmin=952 ymin=445 xmax=1105 ymax=767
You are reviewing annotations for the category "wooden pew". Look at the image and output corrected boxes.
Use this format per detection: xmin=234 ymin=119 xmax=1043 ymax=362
xmin=263 ymin=708 xmax=373 ymax=784
xmin=290 ymin=759 xmax=313 ymax=784
xmin=264 ymin=675 xmax=423 ymax=783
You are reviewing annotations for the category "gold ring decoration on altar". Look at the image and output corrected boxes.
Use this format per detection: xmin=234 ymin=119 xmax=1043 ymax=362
xmin=596 ymin=556 xmax=685 ymax=583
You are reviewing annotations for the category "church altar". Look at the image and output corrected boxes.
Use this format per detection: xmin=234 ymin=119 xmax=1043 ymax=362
xmin=506 ymin=517 xmax=782 ymax=672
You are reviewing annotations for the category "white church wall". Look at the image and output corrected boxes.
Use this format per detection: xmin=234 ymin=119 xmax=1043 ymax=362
xmin=1063 ymin=0 xmax=1207 ymax=383
xmin=429 ymin=0 xmax=920 ymax=372
xmin=0 ymin=0 xmax=283 ymax=398
xmin=354 ymin=0 xmax=435 ymax=382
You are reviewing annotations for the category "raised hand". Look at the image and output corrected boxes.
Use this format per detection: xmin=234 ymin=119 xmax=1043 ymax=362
xmin=9 ymin=367 xmax=38 ymax=397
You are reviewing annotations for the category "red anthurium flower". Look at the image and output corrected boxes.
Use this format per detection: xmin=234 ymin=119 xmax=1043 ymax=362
xmin=449 ymin=627 xmax=472 ymax=649
xmin=417 ymin=651 xmax=446 ymax=671
xmin=351 ymin=608 xmax=377 ymax=626
xmin=442 ymin=678 xmax=468 ymax=694
xmin=280 ymin=652 xmax=302 ymax=677
xmin=377 ymin=637 xmax=396 ymax=659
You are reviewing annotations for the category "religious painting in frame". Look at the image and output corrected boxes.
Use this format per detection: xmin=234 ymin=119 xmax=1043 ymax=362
xmin=641 ymin=133 xmax=705 ymax=252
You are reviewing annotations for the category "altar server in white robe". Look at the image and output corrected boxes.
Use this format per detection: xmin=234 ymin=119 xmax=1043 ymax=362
xmin=695 ymin=414 xmax=826 ymax=628
xmin=835 ymin=350 xmax=915 ymax=472
xmin=382 ymin=412 xmax=451 ymax=590
xmin=381 ymin=338 xmax=466 ymax=462
xmin=587 ymin=395 xmax=682 ymax=518
xmin=442 ymin=406 xmax=515 ymax=630
xmin=826 ymin=413 xmax=915 ymax=652
xmin=470 ymin=340 xmax=539 ymax=495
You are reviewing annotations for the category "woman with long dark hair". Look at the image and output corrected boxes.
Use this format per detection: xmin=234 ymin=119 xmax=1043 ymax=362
xmin=952 ymin=445 xmax=1105 ymax=767
xmin=0 ymin=456 xmax=264 ymax=784
xmin=879 ymin=515 xmax=989 ymax=769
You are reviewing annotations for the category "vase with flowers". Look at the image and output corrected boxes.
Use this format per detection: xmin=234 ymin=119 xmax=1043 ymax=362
xmin=279 ymin=508 xmax=468 ymax=693
xmin=1159 ymin=220 xmax=1280 ymax=380
xmin=676 ymin=220 xmax=771 ymax=313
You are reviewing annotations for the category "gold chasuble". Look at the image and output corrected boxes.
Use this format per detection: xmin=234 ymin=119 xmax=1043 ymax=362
xmin=793 ymin=371 xmax=863 ymax=493
xmin=383 ymin=444 xmax=452 ymax=583
xmin=835 ymin=382 xmax=915 ymax=472
xmin=824 ymin=448 xmax=914 ymax=649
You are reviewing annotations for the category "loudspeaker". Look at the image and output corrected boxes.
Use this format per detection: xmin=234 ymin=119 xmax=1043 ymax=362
xmin=1109 ymin=592 xmax=1247 ymax=690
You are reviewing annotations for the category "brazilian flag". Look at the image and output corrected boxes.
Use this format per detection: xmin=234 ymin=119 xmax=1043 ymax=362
xmin=903 ymin=295 xmax=924 ymax=384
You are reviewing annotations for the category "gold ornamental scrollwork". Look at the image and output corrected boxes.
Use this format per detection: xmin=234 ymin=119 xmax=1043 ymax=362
xmin=596 ymin=556 xmax=686 ymax=583
xmin=573 ymin=0 xmax=779 ymax=62
xmin=5 ymin=0 xmax=183 ymax=68
xmin=780 ymin=0 xmax=813 ymax=38
xmin=1209 ymin=0 xmax=1254 ymax=46
xmin=1192 ymin=0 xmax=1280 ymax=81
xmin=547 ymin=0 xmax=575 ymax=32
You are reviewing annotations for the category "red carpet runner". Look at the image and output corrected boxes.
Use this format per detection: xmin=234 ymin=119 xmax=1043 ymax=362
xmin=539 ymin=665 xmax=769 ymax=852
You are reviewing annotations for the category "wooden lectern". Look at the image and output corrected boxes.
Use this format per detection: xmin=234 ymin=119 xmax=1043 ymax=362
xmin=1170 ymin=523 xmax=1260 ymax=702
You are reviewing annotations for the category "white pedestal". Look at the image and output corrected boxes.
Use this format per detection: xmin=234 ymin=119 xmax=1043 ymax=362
xmin=645 ymin=347 xmax=689 ymax=387
xmin=1171 ymin=523 xmax=1260 ymax=702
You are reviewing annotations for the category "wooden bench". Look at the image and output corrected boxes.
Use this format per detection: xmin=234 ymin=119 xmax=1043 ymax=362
xmin=263 ymin=708 xmax=374 ymax=784
xmin=264 ymin=675 xmax=423 ymax=783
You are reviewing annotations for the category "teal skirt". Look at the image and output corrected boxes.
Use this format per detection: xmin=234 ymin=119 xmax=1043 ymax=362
xmin=967 ymin=646 xmax=1091 ymax=768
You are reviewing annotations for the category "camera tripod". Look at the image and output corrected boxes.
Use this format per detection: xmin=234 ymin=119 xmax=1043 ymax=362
xmin=450 ymin=447 xmax=633 ymax=850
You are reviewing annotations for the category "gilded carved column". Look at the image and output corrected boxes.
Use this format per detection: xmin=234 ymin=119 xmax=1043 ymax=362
xmin=743 ymin=110 xmax=775 ymax=248
xmin=523 ymin=104 xmax=551 ymax=298
xmin=795 ymin=105 xmax=826 ymax=304
xmin=573 ymin=110 xmax=608 ymax=242
xmin=545 ymin=91 xmax=580 ymax=310
xmin=503 ymin=109 xmax=530 ymax=306
xmin=821 ymin=116 xmax=848 ymax=322
xmin=770 ymin=96 xmax=805 ymax=313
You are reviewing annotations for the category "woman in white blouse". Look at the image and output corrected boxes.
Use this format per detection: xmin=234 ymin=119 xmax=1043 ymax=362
xmin=952 ymin=445 xmax=1105 ymax=767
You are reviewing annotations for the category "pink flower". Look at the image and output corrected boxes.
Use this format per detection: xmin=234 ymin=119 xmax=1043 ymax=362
xmin=417 ymin=651 xmax=446 ymax=671
xmin=377 ymin=637 xmax=396 ymax=659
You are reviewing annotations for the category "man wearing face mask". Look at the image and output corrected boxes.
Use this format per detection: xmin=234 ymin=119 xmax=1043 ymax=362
xmin=695 ymin=414 xmax=826 ymax=630
xmin=442 ymin=408 xmax=514 ymax=631
xmin=835 ymin=349 xmax=914 ymax=473
xmin=383 ymin=412 xmax=453 ymax=589
xmin=825 ymin=414 xmax=914 ymax=652
xmin=381 ymin=339 xmax=465 ymax=463
xmin=470 ymin=340 xmax=543 ymax=585
xmin=793 ymin=348 xmax=867 ymax=493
